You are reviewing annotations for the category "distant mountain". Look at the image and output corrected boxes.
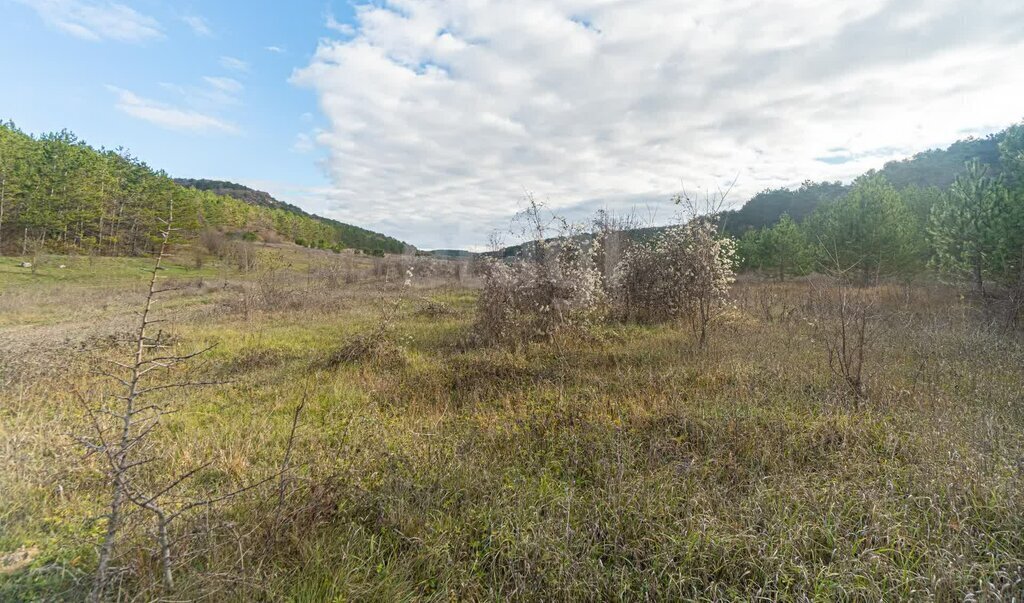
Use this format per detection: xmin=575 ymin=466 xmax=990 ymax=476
xmin=875 ymin=135 xmax=1002 ymax=189
xmin=426 ymin=249 xmax=477 ymax=259
xmin=174 ymin=179 xmax=305 ymax=213
xmin=719 ymin=181 xmax=850 ymax=236
xmin=175 ymin=179 xmax=409 ymax=255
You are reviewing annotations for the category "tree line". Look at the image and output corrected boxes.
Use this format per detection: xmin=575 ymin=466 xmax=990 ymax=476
xmin=737 ymin=122 xmax=1024 ymax=294
xmin=0 ymin=122 xmax=404 ymax=257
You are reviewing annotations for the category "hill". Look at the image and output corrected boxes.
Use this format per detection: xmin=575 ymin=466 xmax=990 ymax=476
xmin=175 ymin=179 xmax=408 ymax=255
xmin=719 ymin=130 xmax=1007 ymax=236
xmin=0 ymin=122 xmax=408 ymax=257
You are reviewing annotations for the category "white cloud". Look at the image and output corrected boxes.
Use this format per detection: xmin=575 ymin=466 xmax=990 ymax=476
xmin=292 ymin=132 xmax=315 ymax=153
xmin=325 ymin=14 xmax=355 ymax=35
xmin=159 ymin=76 xmax=243 ymax=108
xmin=265 ymin=45 xmax=285 ymax=53
xmin=219 ymin=56 xmax=250 ymax=72
xmin=294 ymin=0 xmax=1024 ymax=249
xmin=16 ymin=0 xmax=161 ymax=42
xmin=202 ymin=76 xmax=243 ymax=94
xmin=182 ymin=14 xmax=212 ymax=37
xmin=109 ymin=86 xmax=239 ymax=134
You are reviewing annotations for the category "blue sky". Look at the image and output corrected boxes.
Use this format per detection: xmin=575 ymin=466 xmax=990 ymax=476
xmin=1 ymin=0 xmax=347 ymax=211
xmin=3 ymin=0 xmax=1024 ymax=250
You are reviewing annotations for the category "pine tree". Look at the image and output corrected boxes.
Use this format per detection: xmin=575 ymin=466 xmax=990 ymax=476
xmin=812 ymin=174 xmax=921 ymax=282
xmin=928 ymin=161 xmax=1008 ymax=293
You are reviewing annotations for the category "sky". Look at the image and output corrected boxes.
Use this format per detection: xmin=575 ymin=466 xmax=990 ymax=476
xmin=2 ymin=0 xmax=1023 ymax=250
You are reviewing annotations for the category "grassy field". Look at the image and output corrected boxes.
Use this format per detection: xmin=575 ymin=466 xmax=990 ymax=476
xmin=1 ymin=247 xmax=1023 ymax=601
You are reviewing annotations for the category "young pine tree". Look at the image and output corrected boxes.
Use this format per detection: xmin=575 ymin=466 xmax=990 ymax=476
xmin=762 ymin=214 xmax=810 ymax=281
xmin=812 ymin=174 xmax=922 ymax=283
xmin=928 ymin=160 xmax=1009 ymax=293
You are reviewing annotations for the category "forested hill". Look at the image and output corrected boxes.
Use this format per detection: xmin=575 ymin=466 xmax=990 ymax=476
xmin=174 ymin=179 xmax=304 ymax=213
xmin=720 ymin=129 xmax=1008 ymax=236
xmin=0 ymin=122 xmax=407 ymax=256
xmin=175 ymin=179 xmax=408 ymax=255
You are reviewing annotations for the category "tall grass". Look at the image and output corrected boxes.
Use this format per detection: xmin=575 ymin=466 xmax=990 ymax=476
xmin=1 ymin=250 xmax=1022 ymax=600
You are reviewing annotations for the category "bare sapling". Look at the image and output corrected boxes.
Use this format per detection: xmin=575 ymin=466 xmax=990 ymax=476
xmin=810 ymin=246 xmax=880 ymax=401
xmin=819 ymin=284 xmax=875 ymax=399
xmin=75 ymin=205 xmax=277 ymax=600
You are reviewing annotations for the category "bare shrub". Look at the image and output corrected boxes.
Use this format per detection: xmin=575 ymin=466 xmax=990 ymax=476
xmin=416 ymin=297 xmax=456 ymax=318
xmin=191 ymin=244 xmax=205 ymax=269
xmin=475 ymin=198 xmax=604 ymax=343
xmin=308 ymin=260 xmax=347 ymax=289
xmin=809 ymin=279 xmax=880 ymax=401
xmin=733 ymin=280 xmax=800 ymax=324
xmin=321 ymin=329 xmax=405 ymax=367
xmin=227 ymin=241 xmax=258 ymax=273
xmin=367 ymin=254 xmax=467 ymax=286
xmin=199 ymin=228 xmax=227 ymax=257
xmin=321 ymin=297 xmax=405 ymax=367
xmin=592 ymin=209 xmax=640 ymax=287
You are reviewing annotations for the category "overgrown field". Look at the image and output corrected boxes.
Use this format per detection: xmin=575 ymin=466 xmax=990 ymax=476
xmin=2 ymin=248 xmax=1023 ymax=601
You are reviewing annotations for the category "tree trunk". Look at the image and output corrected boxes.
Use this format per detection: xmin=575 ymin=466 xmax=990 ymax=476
xmin=89 ymin=482 xmax=124 ymax=603
xmin=0 ymin=175 xmax=6 ymax=252
xmin=972 ymin=248 xmax=985 ymax=295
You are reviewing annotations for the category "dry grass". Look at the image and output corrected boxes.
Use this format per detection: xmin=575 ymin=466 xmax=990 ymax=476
xmin=1 ymin=250 xmax=1023 ymax=601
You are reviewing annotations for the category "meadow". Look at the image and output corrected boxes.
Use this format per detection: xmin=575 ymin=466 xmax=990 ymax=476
xmin=1 ymin=245 xmax=1023 ymax=601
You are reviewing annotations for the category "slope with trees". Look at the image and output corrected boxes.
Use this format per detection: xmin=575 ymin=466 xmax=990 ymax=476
xmin=0 ymin=122 xmax=407 ymax=257
xmin=175 ymin=179 xmax=407 ymax=255
xmin=722 ymin=131 xmax=1008 ymax=240
xmin=736 ymin=121 xmax=1023 ymax=307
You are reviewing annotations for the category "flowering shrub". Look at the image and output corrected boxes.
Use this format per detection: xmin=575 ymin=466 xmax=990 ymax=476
xmin=475 ymin=227 xmax=605 ymax=343
xmin=612 ymin=219 xmax=737 ymax=345
xmin=476 ymin=199 xmax=736 ymax=347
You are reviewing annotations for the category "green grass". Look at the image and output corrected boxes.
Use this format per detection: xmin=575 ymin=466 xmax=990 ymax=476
xmin=0 ymin=253 xmax=220 ymax=288
xmin=1 ymin=256 xmax=1022 ymax=601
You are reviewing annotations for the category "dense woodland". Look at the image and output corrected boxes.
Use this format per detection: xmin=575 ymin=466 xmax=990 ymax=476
xmin=730 ymin=124 xmax=1024 ymax=295
xmin=0 ymin=122 xmax=406 ymax=257
xmin=720 ymin=134 xmax=1005 ymax=235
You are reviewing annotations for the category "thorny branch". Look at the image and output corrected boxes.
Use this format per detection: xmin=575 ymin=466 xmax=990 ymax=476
xmin=75 ymin=203 xmax=262 ymax=601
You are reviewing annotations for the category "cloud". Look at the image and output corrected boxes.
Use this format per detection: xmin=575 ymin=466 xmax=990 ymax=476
xmin=159 ymin=75 xmax=243 ymax=108
xmin=292 ymin=132 xmax=315 ymax=153
xmin=219 ymin=56 xmax=249 ymax=72
xmin=16 ymin=0 xmax=161 ymax=42
xmin=294 ymin=0 xmax=1024 ymax=249
xmin=265 ymin=45 xmax=285 ymax=53
xmin=182 ymin=14 xmax=212 ymax=37
xmin=202 ymin=76 xmax=243 ymax=94
xmin=325 ymin=14 xmax=355 ymax=35
xmin=109 ymin=86 xmax=239 ymax=134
